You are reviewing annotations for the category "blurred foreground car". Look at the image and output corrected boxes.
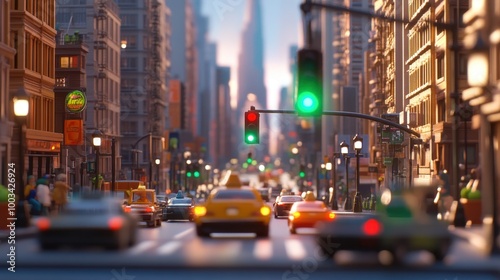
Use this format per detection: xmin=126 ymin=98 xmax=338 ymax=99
xmin=37 ymin=195 xmax=137 ymax=250
xmin=163 ymin=193 xmax=195 ymax=221
xmin=288 ymin=192 xmax=335 ymax=233
xmin=193 ymin=172 xmax=272 ymax=237
xmin=124 ymin=186 xmax=162 ymax=227
xmin=316 ymin=190 xmax=452 ymax=262
xmin=273 ymin=195 xmax=303 ymax=218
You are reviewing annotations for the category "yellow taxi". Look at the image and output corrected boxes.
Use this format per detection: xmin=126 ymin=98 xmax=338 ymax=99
xmin=288 ymin=191 xmax=335 ymax=234
xmin=193 ymin=172 xmax=272 ymax=237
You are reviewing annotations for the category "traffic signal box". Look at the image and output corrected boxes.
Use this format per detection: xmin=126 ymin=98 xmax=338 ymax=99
xmin=247 ymin=152 xmax=253 ymax=164
xmin=244 ymin=110 xmax=260 ymax=144
xmin=295 ymin=48 xmax=323 ymax=117
xmin=299 ymin=164 xmax=306 ymax=178
xmin=186 ymin=164 xmax=192 ymax=178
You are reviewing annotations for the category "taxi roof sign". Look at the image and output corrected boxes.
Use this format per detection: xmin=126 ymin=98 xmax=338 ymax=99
xmin=219 ymin=171 xmax=242 ymax=188
xmin=304 ymin=191 xmax=316 ymax=201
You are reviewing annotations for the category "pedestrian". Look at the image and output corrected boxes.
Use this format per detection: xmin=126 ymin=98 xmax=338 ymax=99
xmin=52 ymin=173 xmax=70 ymax=214
xmin=24 ymin=175 xmax=36 ymax=199
xmin=36 ymin=177 xmax=51 ymax=216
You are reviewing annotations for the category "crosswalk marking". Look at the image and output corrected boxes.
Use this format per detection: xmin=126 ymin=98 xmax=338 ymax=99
xmin=284 ymin=239 xmax=307 ymax=260
xmin=128 ymin=240 xmax=156 ymax=255
xmin=157 ymin=240 xmax=182 ymax=255
xmin=253 ymin=239 xmax=273 ymax=260
xmin=174 ymin=228 xmax=193 ymax=239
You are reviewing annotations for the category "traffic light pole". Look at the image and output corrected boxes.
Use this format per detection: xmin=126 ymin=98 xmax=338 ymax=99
xmin=251 ymin=108 xmax=420 ymax=138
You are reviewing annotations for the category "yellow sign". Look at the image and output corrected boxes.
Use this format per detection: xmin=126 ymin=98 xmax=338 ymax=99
xmin=65 ymin=90 xmax=87 ymax=113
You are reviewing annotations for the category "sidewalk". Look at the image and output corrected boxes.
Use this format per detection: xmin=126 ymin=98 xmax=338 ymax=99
xmin=448 ymin=224 xmax=488 ymax=251
xmin=0 ymin=216 xmax=40 ymax=242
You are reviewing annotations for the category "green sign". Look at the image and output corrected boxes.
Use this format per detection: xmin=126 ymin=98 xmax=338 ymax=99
xmin=65 ymin=90 xmax=87 ymax=113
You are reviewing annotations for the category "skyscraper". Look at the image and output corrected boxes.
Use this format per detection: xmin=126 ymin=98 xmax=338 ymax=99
xmin=237 ymin=0 xmax=267 ymax=156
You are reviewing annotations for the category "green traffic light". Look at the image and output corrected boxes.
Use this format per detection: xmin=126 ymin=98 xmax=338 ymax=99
xmin=246 ymin=133 xmax=257 ymax=144
xmin=187 ymin=172 xmax=192 ymax=178
xmin=299 ymin=171 xmax=305 ymax=178
xmin=297 ymin=91 xmax=319 ymax=113
xmin=194 ymin=171 xmax=200 ymax=178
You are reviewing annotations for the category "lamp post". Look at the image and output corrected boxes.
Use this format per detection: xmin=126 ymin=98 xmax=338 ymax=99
xmin=155 ymin=158 xmax=160 ymax=194
xmin=13 ymin=88 xmax=30 ymax=227
xmin=340 ymin=141 xmax=351 ymax=211
xmin=353 ymin=134 xmax=363 ymax=213
xmin=92 ymin=130 xmax=102 ymax=191
xmin=183 ymin=151 xmax=191 ymax=192
xmin=330 ymin=152 xmax=341 ymax=210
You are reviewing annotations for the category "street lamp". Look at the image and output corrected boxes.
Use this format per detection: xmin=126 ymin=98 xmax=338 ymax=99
xmin=353 ymin=134 xmax=363 ymax=213
xmin=340 ymin=141 xmax=351 ymax=211
xmin=92 ymin=130 xmax=102 ymax=191
xmin=155 ymin=158 xmax=160 ymax=194
xmin=13 ymin=87 xmax=30 ymax=227
xmin=330 ymin=152 xmax=342 ymax=210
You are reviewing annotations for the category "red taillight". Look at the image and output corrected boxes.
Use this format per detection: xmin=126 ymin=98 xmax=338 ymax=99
xmin=108 ymin=217 xmax=123 ymax=231
xmin=362 ymin=218 xmax=382 ymax=236
xmin=37 ymin=217 xmax=50 ymax=231
xmin=145 ymin=206 xmax=154 ymax=213
xmin=124 ymin=206 xmax=131 ymax=213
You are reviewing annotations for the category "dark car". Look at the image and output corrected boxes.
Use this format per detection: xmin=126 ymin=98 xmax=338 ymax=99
xmin=37 ymin=195 xmax=137 ymax=250
xmin=316 ymin=190 xmax=452 ymax=263
xmin=163 ymin=197 xmax=195 ymax=221
xmin=273 ymin=195 xmax=303 ymax=218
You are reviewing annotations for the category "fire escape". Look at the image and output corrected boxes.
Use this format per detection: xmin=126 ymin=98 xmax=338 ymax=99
xmin=148 ymin=0 xmax=163 ymax=136
xmin=94 ymin=0 xmax=108 ymax=132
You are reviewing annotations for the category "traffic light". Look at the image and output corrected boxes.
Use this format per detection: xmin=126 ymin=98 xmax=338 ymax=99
xmin=299 ymin=164 xmax=306 ymax=178
xmin=244 ymin=110 xmax=260 ymax=144
xmin=186 ymin=164 xmax=192 ymax=178
xmin=295 ymin=48 xmax=323 ymax=117
xmin=193 ymin=163 xmax=200 ymax=178
xmin=246 ymin=152 xmax=252 ymax=164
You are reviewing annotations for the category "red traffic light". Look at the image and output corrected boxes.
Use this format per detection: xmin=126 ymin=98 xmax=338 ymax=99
xmin=246 ymin=112 xmax=258 ymax=122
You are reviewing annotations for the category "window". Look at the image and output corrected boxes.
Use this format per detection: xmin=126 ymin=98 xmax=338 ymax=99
xmin=60 ymin=56 xmax=79 ymax=68
xmin=56 ymin=77 xmax=66 ymax=87
xmin=437 ymin=54 xmax=444 ymax=80
xmin=437 ymin=99 xmax=446 ymax=122
xmin=121 ymin=14 xmax=137 ymax=27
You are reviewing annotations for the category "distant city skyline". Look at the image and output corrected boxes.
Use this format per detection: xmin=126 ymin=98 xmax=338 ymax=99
xmin=202 ymin=0 xmax=302 ymax=110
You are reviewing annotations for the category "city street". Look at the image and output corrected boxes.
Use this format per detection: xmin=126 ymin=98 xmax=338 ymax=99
xmin=1 ymin=212 xmax=499 ymax=279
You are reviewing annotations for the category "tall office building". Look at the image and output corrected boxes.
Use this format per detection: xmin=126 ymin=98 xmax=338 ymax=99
xmin=167 ymin=0 xmax=198 ymax=137
xmin=214 ymin=66 xmax=232 ymax=169
xmin=237 ymin=0 xmax=267 ymax=157
xmin=119 ymin=0 xmax=171 ymax=183
xmin=56 ymin=0 xmax=122 ymax=182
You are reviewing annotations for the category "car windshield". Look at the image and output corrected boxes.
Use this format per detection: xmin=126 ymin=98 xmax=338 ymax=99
xmin=280 ymin=196 xmax=303 ymax=202
xmin=132 ymin=191 xmax=154 ymax=203
xmin=170 ymin=198 xmax=192 ymax=205
xmin=213 ymin=190 xmax=256 ymax=200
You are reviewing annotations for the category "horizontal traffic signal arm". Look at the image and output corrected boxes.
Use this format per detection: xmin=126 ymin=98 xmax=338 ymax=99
xmin=246 ymin=108 xmax=420 ymax=138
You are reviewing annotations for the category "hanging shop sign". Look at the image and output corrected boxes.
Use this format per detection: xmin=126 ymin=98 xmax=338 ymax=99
xmin=65 ymin=90 xmax=87 ymax=113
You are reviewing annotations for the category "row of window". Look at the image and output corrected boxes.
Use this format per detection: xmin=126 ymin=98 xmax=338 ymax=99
xmin=409 ymin=53 xmax=431 ymax=93
xmin=408 ymin=22 xmax=431 ymax=56
xmin=10 ymin=30 xmax=55 ymax=78
xmin=29 ymin=95 xmax=54 ymax=131
xmin=20 ymin=0 xmax=55 ymax=27
xmin=407 ymin=98 xmax=431 ymax=128
xmin=408 ymin=0 xmax=430 ymax=20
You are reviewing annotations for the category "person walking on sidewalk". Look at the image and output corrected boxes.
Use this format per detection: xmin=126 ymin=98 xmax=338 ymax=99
xmin=52 ymin=174 xmax=70 ymax=214
xmin=36 ymin=178 xmax=51 ymax=216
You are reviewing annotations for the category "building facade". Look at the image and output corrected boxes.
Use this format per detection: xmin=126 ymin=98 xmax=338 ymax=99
xmin=119 ymin=0 xmax=171 ymax=186
xmin=54 ymin=31 xmax=89 ymax=187
xmin=0 ymin=0 xmax=16 ymax=185
xmin=56 ymin=0 xmax=122 ymax=184
xmin=10 ymin=0 xmax=63 ymax=179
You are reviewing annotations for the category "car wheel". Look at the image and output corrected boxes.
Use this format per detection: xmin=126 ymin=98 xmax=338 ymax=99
xmin=256 ymin=226 xmax=269 ymax=238
xmin=289 ymin=224 xmax=296 ymax=234
xmin=432 ymin=240 xmax=450 ymax=261
xmin=196 ymin=225 xmax=210 ymax=238
xmin=389 ymin=243 xmax=407 ymax=265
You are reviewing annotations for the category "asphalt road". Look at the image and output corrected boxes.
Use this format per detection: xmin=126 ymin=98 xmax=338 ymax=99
xmin=1 ymin=216 xmax=499 ymax=279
